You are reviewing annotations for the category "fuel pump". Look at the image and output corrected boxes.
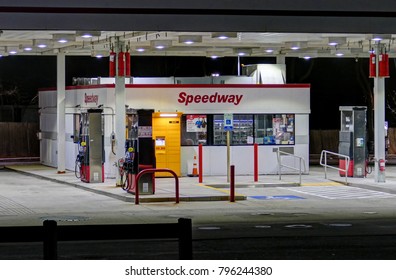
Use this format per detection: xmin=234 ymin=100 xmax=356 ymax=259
xmin=122 ymin=113 xmax=139 ymax=191
xmin=338 ymin=106 xmax=368 ymax=178
xmin=74 ymin=109 xmax=105 ymax=183
xmin=118 ymin=109 xmax=155 ymax=194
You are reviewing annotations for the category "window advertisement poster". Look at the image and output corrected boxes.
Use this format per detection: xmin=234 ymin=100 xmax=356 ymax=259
xmin=186 ymin=115 xmax=207 ymax=132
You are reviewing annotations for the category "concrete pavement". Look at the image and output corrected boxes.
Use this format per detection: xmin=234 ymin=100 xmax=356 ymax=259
xmin=1 ymin=163 xmax=396 ymax=228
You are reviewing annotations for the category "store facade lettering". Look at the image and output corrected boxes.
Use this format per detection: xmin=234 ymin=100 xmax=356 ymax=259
xmin=178 ymin=91 xmax=243 ymax=106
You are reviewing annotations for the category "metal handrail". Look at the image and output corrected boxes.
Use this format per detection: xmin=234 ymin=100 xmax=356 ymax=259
xmin=320 ymin=150 xmax=350 ymax=185
xmin=276 ymin=149 xmax=306 ymax=185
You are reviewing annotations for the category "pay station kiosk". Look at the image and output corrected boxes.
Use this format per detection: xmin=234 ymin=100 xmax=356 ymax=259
xmin=152 ymin=112 xmax=183 ymax=177
xmin=338 ymin=106 xmax=367 ymax=177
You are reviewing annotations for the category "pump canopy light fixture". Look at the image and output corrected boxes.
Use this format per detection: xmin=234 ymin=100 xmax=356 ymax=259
xmin=52 ymin=34 xmax=76 ymax=44
xmin=327 ymin=37 xmax=347 ymax=46
xmin=367 ymin=34 xmax=392 ymax=41
xmin=33 ymin=39 xmax=53 ymax=49
xmin=178 ymin=35 xmax=202 ymax=45
xmin=91 ymin=51 xmax=109 ymax=58
xmin=234 ymin=48 xmax=252 ymax=56
xmin=151 ymin=40 xmax=172 ymax=50
xmin=211 ymin=32 xmax=238 ymax=40
xmin=206 ymin=50 xmax=224 ymax=59
xmin=365 ymin=34 xmax=392 ymax=42
xmin=76 ymin=31 xmax=102 ymax=38
xmin=286 ymin=41 xmax=307 ymax=50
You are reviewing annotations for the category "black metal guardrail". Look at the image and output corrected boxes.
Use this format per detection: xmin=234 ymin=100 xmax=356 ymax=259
xmin=0 ymin=218 xmax=193 ymax=260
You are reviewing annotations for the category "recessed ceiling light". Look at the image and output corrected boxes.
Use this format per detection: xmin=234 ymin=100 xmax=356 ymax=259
xmin=76 ymin=31 xmax=102 ymax=38
xmin=178 ymin=35 xmax=202 ymax=45
xmin=151 ymin=40 xmax=172 ymax=50
xmin=211 ymin=32 xmax=238 ymax=40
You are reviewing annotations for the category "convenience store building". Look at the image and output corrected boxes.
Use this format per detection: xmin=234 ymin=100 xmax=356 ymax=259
xmin=39 ymin=80 xmax=310 ymax=178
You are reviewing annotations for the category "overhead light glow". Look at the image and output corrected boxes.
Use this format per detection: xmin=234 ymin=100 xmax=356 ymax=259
xmin=9 ymin=50 xmax=17 ymax=55
xmin=160 ymin=113 xmax=178 ymax=117
xmin=327 ymin=37 xmax=346 ymax=46
xmin=24 ymin=47 xmax=33 ymax=51
xmin=235 ymin=48 xmax=252 ymax=56
xmin=151 ymin=40 xmax=172 ymax=50
xmin=76 ymin=31 xmax=102 ymax=38
xmin=266 ymin=49 xmax=274 ymax=53
xmin=58 ymin=39 xmax=68 ymax=43
xmin=211 ymin=32 xmax=237 ymax=40
xmin=37 ymin=44 xmax=47 ymax=48
xmin=136 ymin=48 xmax=145 ymax=52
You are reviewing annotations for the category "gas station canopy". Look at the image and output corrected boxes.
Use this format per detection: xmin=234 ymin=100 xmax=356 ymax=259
xmin=2 ymin=0 xmax=396 ymax=58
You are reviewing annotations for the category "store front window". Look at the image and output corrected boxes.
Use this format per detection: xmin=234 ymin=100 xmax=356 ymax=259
xmin=255 ymin=114 xmax=294 ymax=145
xmin=181 ymin=113 xmax=295 ymax=146
xmin=213 ymin=114 xmax=254 ymax=145
xmin=181 ymin=114 xmax=208 ymax=145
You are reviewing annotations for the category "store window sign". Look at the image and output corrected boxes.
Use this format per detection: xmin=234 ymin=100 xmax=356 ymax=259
xmin=84 ymin=93 xmax=99 ymax=105
xmin=178 ymin=91 xmax=243 ymax=106
xmin=224 ymin=113 xmax=233 ymax=131
xmin=186 ymin=115 xmax=207 ymax=132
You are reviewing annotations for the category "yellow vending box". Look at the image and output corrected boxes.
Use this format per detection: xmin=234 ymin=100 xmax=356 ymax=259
xmin=152 ymin=112 xmax=182 ymax=177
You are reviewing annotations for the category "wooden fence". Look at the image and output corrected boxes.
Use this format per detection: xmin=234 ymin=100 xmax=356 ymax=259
xmin=0 ymin=122 xmax=39 ymax=158
xmin=310 ymin=128 xmax=396 ymax=155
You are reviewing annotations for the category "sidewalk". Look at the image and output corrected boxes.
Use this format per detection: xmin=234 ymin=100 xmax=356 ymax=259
xmin=5 ymin=163 xmax=396 ymax=203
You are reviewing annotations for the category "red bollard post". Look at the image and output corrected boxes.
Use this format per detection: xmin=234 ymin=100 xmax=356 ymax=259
xmin=254 ymin=143 xmax=258 ymax=182
xmin=230 ymin=165 xmax=235 ymax=202
xmin=198 ymin=144 xmax=203 ymax=183
xmin=135 ymin=178 xmax=140 ymax=205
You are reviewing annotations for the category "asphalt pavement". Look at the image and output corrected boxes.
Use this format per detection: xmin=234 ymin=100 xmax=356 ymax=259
xmin=1 ymin=164 xmax=396 ymax=259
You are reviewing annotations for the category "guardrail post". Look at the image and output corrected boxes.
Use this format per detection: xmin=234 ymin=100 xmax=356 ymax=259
xmin=43 ymin=220 xmax=58 ymax=260
xmin=178 ymin=218 xmax=193 ymax=260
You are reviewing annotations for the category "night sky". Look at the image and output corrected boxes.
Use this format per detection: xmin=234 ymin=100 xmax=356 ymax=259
xmin=1 ymin=55 xmax=396 ymax=129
